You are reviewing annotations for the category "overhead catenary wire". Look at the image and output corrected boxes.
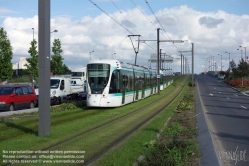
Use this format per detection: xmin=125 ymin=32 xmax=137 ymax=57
xmin=129 ymin=0 xmax=157 ymax=51
xmin=88 ymin=0 xmax=159 ymax=52
xmin=111 ymin=0 xmax=157 ymax=51
xmin=111 ymin=0 xmax=140 ymax=35
xmin=130 ymin=0 xmax=153 ymax=25
xmin=143 ymin=0 xmax=181 ymax=53
xmin=88 ymin=0 xmax=134 ymax=35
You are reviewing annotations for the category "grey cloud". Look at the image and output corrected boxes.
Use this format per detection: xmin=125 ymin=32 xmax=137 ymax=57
xmin=155 ymin=15 xmax=178 ymax=26
xmin=199 ymin=16 xmax=224 ymax=28
xmin=121 ymin=20 xmax=136 ymax=28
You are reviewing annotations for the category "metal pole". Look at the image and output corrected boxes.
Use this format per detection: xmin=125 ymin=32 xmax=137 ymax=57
xmin=246 ymin=47 xmax=247 ymax=61
xmin=208 ymin=57 xmax=210 ymax=71
xmin=160 ymin=49 xmax=162 ymax=70
xmin=38 ymin=0 xmax=51 ymax=136
xmin=192 ymin=43 xmax=194 ymax=87
xmin=135 ymin=52 xmax=138 ymax=65
xmin=221 ymin=55 xmax=222 ymax=71
xmin=212 ymin=55 xmax=214 ymax=71
xmin=181 ymin=54 xmax=182 ymax=75
xmin=157 ymin=28 xmax=160 ymax=94
xmin=183 ymin=56 xmax=184 ymax=75
xmin=32 ymin=28 xmax=34 ymax=40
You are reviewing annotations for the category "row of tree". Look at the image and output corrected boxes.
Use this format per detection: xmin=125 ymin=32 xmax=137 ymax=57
xmin=223 ymin=59 xmax=249 ymax=82
xmin=0 ymin=27 xmax=71 ymax=83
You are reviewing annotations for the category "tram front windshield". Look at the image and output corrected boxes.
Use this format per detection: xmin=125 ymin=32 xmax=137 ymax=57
xmin=87 ymin=64 xmax=110 ymax=91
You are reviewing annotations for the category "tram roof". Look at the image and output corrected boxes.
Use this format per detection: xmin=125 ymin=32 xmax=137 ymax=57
xmin=87 ymin=59 xmax=154 ymax=72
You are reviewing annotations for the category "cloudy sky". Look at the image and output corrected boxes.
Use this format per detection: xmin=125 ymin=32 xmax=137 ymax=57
xmin=0 ymin=0 xmax=249 ymax=73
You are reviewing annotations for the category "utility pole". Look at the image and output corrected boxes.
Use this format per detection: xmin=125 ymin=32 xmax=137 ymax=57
xmin=140 ymin=29 xmax=185 ymax=94
xmin=192 ymin=43 xmax=194 ymax=87
xmin=179 ymin=46 xmax=194 ymax=86
xmin=38 ymin=0 xmax=51 ymax=136
xmin=157 ymin=28 xmax=160 ymax=94
xmin=181 ymin=54 xmax=182 ymax=75
xmin=179 ymin=50 xmax=192 ymax=75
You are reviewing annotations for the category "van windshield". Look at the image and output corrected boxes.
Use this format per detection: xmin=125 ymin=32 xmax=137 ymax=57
xmin=51 ymin=79 xmax=60 ymax=89
xmin=0 ymin=87 xmax=14 ymax=95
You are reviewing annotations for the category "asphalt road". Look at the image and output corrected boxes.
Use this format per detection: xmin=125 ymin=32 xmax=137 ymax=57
xmin=196 ymin=74 xmax=249 ymax=166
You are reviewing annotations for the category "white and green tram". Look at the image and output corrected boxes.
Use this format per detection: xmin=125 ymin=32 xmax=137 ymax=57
xmin=86 ymin=59 xmax=169 ymax=107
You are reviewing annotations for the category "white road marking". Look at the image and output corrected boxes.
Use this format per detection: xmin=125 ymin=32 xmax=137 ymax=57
xmin=241 ymin=106 xmax=247 ymax=109
xmin=209 ymin=93 xmax=214 ymax=96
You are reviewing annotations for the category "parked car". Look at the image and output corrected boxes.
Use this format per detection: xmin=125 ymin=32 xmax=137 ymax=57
xmin=218 ymin=74 xmax=225 ymax=80
xmin=0 ymin=84 xmax=37 ymax=111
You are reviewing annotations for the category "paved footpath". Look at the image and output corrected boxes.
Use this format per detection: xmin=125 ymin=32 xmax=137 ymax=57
xmin=0 ymin=108 xmax=38 ymax=117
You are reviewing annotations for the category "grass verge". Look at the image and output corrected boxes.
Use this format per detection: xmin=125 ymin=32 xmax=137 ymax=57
xmin=0 ymin=76 xmax=187 ymax=166
xmin=137 ymin=82 xmax=200 ymax=166
xmin=91 ymin=77 xmax=190 ymax=166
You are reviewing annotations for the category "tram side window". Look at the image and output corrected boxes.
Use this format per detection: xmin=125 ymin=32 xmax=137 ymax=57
xmin=140 ymin=73 xmax=144 ymax=90
xmin=145 ymin=73 xmax=150 ymax=88
xmin=136 ymin=72 xmax=143 ymax=90
xmin=121 ymin=70 xmax=128 ymax=92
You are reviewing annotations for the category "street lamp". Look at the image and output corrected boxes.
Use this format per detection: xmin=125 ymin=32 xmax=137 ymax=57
xmin=211 ymin=55 xmax=214 ymax=71
xmin=237 ymin=49 xmax=243 ymax=60
xmin=225 ymin=51 xmax=230 ymax=71
xmin=51 ymin=29 xmax=58 ymax=33
xmin=31 ymin=28 xmax=34 ymax=40
xmin=218 ymin=54 xmax=222 ymax=71
xmin=239 ymin=46 xmax=247 ymax=61
xmin=89 ymin=50 xmax=94 ymax=60
xmin=111 ymin=53 xmax=116 ymax=59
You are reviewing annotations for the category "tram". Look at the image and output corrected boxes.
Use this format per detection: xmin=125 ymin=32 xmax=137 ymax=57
xmin=86 ymin=59 xmax=172 ymax=107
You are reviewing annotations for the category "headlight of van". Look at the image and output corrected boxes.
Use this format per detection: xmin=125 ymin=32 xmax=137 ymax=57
xmin=51 ymin=90 xmax=56 ymax=97
xmin=0 ymin=102 xmax=6 ymax=104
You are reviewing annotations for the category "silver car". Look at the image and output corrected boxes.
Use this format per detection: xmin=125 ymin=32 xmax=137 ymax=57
xmin=218 ymin=74 xmax=225 ymax=80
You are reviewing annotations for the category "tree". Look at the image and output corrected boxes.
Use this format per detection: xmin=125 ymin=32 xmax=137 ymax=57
xmin=231 ymin=59 xmax=249 ymax=86
xmin=237 ymin=58 xmax=249 ymax=86
xmin=25 ymin=39 xmax=38 ymax=82
xmin=51 ymin=39 xmax=65 ymax=75
xmin=0 ymin=27 xmax=13 ymax=81
xmin=63 ymin=64 xmax=71 ymax=74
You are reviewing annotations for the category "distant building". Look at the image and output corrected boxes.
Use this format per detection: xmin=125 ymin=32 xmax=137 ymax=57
xmin=13 ymin=57 xmax=28 ymax=69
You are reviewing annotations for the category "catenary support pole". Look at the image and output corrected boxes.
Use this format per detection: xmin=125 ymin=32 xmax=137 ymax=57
xmin=157 ymin=28 xmax=160 ymax=94
xmin=38 ymin=0 xmax=51 ymax=136
xmin=192 ymin=43 xmax=194 ymax=87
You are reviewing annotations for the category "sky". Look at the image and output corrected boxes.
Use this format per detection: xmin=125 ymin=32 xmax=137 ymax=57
xmin=0 ymin=0 xmax=249 ymax=74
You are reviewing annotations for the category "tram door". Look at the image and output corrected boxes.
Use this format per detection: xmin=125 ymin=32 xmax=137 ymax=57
xmin=150 ymin=74 xmax=153 ymax=94
xmin=142 ymin=73 xmax=145 ymax=98
xmin=135 ymin=72 xmax=139 ymax=100
xmin=121 ymin=70 xmax=125 ymax=104
xmin=115 ymin=70 xmax=124 ymax=104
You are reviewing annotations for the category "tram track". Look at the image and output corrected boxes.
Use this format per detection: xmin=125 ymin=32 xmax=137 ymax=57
xmin=4 ymin=76 xmax=187 ymax=165
xmin=84 ymin=76 xmax=188 ymax=165
xmin=47 ymin=76 xmax=186 ymax=165
xmin=1 ymin=77 xmax=179 ymax=139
